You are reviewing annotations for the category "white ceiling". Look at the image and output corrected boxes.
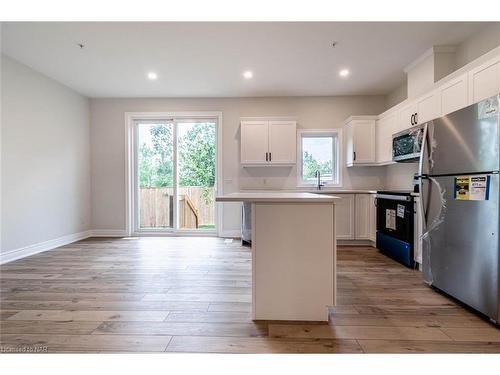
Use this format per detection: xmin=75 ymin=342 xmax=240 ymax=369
xmin=1 ymin=22 xmax=490 ymax=98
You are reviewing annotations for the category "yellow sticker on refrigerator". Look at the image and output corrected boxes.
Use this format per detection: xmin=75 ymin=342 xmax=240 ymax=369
xmin=454 ymin=175 xmax=490 ymax=201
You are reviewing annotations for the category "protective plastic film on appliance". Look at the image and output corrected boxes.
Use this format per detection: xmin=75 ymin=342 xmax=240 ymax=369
xmin=420 ymin=124 xmax=446 ymax=286
xmin=392 ymin=126 xmax=424 ymax=160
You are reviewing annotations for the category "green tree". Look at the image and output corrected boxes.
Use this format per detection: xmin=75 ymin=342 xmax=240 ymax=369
xmin=302 ymin=151 xmax=332 ymax=180
xmin=137 ymin=123 xmax=216 ymax=193
xmin=139 ymin=143 xmax=154 ymax=188
xmin=179 ymin=123 xmax=216 ymax=187
xmin=150 ymin=124 xmax=174 ymax=187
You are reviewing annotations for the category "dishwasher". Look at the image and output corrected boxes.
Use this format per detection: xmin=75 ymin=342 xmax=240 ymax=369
xmin=375 ymin=190 xmax=415 ymax=268
xmin=241 ymin=202 xmax=252 ymax=246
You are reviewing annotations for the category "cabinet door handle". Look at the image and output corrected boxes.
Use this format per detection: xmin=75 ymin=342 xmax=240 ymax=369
xmin=269 ymin=152 xmax=272 ymax=162
xmin=411 ymin=114 xmax=415 ymax=125
xmin=265 ymin=152 xmax=268 ymax=161
xmin=353 ymin=151 xmax=356 ymax=161
xmin=414 ymin=113 xmax=418 ymax=124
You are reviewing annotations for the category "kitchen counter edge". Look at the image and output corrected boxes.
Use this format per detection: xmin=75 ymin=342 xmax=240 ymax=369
xmin=216 ymin=192 xmax=339 ymax=203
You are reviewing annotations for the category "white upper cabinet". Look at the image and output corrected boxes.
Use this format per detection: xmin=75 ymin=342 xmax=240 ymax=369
xmin=397 ymin=91 xmax=439 ymax=130
xmin=415 ymin=91 xmax=440 ymax=125
xmin=344 ymin=116 xmax=376 ymax=167
xmin=439 ymin=73 xmax=469 ymax=116
xmin=398 ymin=102 xmax=417 ymax=130
xmin=268 ymin=121 xmax=297 ymax=164
xmin=241 ymin=120 xmax=296 ymax=165
xmin=469 ymin=57 xmax=500 ymax=104
xmin=375 ymin=111 xmax=397 ymax=164
xmin=241 ymin=121 xmax=269 ymax=164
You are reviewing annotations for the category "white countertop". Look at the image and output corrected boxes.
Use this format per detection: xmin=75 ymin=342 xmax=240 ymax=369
xmin=300 ymin=189 xmax=378 ymax=194
xmin=215 ymin=192 xmax=339 ymax=203
xmin=238 ymin=189 xmax=378 ymax=194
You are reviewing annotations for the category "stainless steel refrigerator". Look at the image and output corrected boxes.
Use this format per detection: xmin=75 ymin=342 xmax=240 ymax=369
xmin=418 ymin=94 xmax=500 ymax=324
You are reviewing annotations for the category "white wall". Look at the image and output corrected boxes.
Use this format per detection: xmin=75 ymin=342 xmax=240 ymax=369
xmin=386 ymin=80 xmax=407 ymax=108
xmin=0 ymin=24 xmax=3 ymax=251
xmin=89 ymin=96 xmax=386 ymax=234
xmin=1 ymin=55 xmax=91 ymax=254
xmin=384 ymin=163 xmax=418 ymax=190
xmin=406 ymin=53 xmax=435 ymax=99
xmin=455 ymin=23 xmax=500 ymax=69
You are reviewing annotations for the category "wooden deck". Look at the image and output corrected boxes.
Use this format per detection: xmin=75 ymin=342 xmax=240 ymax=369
xmin=1 ymin=237 xmax=499 ymax=353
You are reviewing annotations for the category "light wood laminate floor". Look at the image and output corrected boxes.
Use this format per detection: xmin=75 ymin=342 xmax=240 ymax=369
xmin=1 ymin=237 xmax=499 ymax=353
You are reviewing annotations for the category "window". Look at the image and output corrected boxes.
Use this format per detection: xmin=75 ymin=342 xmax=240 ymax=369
xmin=297 ymin=130 xmax=341 ymax=186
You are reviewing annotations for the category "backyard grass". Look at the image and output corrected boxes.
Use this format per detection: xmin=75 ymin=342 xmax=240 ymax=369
xmin=198 ymin=224 xmax=216 ymax=229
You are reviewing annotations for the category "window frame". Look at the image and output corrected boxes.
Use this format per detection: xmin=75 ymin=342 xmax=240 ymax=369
xmin=296 ymin=129 xmax=342 ymax=188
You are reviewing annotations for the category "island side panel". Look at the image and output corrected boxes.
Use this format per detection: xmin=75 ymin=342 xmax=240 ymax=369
xmin=251 ymin=202 xmax=256 ymax=320
xmin=253 ymin=202 xmax=335 ymax=321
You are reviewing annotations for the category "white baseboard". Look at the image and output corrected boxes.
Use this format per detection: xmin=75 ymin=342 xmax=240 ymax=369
xmin=0 ymin=230 xmax=93 ymax=264
xmin=218 ymin=230 xmax=241 ymax=238
xmin=338 ymin=239 xmax=375 ymax=247
xmin=92 ymin=229 xmax=239 ymax=238
xmin=90 ymin=229 xmax=128 ymax=237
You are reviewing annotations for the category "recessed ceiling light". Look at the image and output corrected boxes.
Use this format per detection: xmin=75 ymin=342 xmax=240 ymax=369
xmin=243 ymin=71 xmax=253 ymax=79
xmin=339 ymin=69 xmax=350 ymax=78
xmin=147 ymin=72 xmax=158 ymax=80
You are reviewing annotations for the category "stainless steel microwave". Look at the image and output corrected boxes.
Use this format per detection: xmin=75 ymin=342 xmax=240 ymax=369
xmin=392 ymin=125 xmax=425 ymax=162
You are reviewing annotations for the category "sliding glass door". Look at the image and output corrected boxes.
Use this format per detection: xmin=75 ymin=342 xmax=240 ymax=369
xmin=136 ymin=121 xmax=175 ymax=230
xmin=134 ymin=118 xmax=217 ymax=234
xmin=177 ymin=121 xmax=216 ymax=230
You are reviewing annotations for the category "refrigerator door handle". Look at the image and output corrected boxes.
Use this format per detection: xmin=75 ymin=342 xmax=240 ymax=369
xmin=418 ymin=176 xmax=429 ymax=231
xmin=418 ymin=123 xmax=429 ymax=230
xmin=417 ymin=123 xmax=428 ymax=178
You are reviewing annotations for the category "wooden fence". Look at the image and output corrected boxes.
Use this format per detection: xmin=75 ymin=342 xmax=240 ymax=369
xmin=139 ymin=186 xmax=215 ymax=228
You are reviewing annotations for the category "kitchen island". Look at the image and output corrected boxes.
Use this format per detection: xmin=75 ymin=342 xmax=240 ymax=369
xmin=216 ymin=192 xmax=338 ymax=322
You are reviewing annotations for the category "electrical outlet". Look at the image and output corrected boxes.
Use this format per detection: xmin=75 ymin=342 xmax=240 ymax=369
xmin=263 ymin=178 xmax=267 ymax=185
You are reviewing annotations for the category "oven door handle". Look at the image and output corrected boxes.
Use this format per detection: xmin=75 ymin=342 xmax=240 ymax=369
xmin=375 ymin=194 xmax=411 ymax=202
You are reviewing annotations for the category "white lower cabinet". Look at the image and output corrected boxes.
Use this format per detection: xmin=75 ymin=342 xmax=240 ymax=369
xmin=335 ymin=194 xmax=355 ymax=240
xmin=335 ymin=193 xmax=376 ymax=241
xmin=369 ymin=193 xmax=377 ymax=243
xmin=413 ymin=196 xmax=423 ymax=265
xmin=354 ymin=194 xmax=371 ymax=240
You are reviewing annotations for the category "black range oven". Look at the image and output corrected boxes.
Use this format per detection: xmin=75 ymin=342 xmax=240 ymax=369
xmin=375 ymin=190 xmax=415 ymax=268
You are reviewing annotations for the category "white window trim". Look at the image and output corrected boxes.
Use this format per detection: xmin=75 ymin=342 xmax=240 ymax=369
xmin=296 ymin=128 xmax=342 ymax=188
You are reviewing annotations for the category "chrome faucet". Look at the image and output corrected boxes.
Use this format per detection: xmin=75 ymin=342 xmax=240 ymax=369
xmin=315 ymin=170 xmax=325 ymax=190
